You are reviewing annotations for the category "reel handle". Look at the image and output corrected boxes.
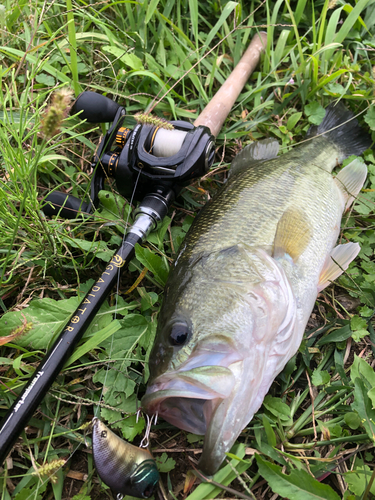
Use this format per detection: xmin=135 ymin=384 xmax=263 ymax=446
xmin=42 ymin=192 xmax=90 ymax=219
xmin=71 ymin=91 xmax=122 ymax=123
xmin=41 ymin=91 xmax=125 ymax=219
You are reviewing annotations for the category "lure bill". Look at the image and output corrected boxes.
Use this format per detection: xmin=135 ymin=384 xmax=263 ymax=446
xmin=92 ymin=418 xmax=159 ymax=499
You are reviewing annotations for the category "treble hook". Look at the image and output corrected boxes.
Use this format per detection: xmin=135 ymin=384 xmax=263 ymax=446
xmin=136 ymin=410 xmax=158 ymax=449
xmin=139 ymin=413 xmax=152 ymax=449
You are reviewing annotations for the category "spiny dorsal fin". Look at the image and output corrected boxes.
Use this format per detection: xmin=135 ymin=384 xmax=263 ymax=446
xmin=318 ymin=242 xmax=360 ymax=292
xmin=229 ymin=138 xmax=279 ymax=178
xmin=273 ymin=209 xmax=312 ymax=262
xmin=334 ymin=159 xmax=367 ymax=209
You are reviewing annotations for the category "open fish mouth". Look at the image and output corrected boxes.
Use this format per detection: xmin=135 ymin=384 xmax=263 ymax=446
xmin=142 ymin=341 xmax=243 ymax=436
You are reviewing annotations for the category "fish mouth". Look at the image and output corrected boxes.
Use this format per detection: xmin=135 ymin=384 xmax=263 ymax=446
xmin=142 ymin=341 xmax=241 ymax=433
xmin=141 ymin=341 xmax=244 ymax=474
xmin=142 ymin=365 xmax=238 ymax=435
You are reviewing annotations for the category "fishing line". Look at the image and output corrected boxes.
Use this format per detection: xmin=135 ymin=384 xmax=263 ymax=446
xmin=148 ymin=1 xmax=267 ymax=114
xmin=95 ymin=166 xmax=143 ymax=418
xmin=231 ymin=23 xmax=316 ymax=124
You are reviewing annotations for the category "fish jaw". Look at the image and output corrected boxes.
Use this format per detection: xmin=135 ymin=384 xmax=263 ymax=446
xmin=142 ymin=340 xmax=243 ymax=436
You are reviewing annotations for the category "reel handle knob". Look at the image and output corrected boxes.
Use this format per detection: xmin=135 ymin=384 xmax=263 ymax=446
xmin=71 ymin=91 xmax=122 ymax=123
xmin=42 ymin=191 xmax=90 ymax=219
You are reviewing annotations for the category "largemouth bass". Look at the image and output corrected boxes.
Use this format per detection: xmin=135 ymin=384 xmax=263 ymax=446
xmin=142 ymin=104 xmax=371 ymax=475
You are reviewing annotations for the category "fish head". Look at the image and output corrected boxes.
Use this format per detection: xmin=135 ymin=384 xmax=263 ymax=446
xmin=142 ymin=245 xmax=298 ymax=475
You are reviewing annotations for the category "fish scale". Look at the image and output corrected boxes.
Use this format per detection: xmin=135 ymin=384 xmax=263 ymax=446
xmin=142 ymin=103 xmax=372 ymax=475
xmin=184 ymin=142 xmax=338 ymax=258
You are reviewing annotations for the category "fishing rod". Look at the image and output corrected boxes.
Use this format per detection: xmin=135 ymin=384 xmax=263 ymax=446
xmin=0 ymin=32 xmax=267 ymax=465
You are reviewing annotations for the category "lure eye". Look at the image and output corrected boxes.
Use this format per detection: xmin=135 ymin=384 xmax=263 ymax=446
xmin=169 ymin=322 xmax=190 ymax=346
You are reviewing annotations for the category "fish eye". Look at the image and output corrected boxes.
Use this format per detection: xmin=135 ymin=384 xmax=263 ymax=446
xmin=169 ymin=322 xmax=189 ymax=346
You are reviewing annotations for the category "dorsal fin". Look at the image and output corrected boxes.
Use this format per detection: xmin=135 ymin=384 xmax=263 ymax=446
xmin=318 ymin=242 xmax=360 ymax=292
xmin=273 ymin=209 xmax=312 ymax=262
xmin=229 ymin=138 xmax=279 ymax=177
xmin=334 ymin=159 xmax=367 ymax=209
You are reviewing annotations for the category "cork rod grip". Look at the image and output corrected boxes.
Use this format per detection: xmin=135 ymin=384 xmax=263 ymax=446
xmin=194 ymin=32 xmax=267 ymax=137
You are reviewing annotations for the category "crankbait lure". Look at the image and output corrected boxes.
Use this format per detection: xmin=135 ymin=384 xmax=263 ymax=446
xmin=92 ymin=418 xmax=159 ymax=499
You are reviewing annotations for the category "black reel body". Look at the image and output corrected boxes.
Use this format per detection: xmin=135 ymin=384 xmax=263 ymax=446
xmin=43 ymin=91 xmax=215 ymax=219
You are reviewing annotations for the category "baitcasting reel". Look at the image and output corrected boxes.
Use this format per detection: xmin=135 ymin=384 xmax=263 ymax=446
xmin=42 ymin=91 xmax=215 ymax=219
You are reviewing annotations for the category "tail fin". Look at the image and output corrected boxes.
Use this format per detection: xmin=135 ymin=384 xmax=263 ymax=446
xmin=306 ymin=102 xmax=372 ymax=159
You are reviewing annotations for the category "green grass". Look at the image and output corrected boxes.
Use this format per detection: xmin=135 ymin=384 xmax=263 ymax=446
xmin=0 ymin=0 xmax=375 ymax=499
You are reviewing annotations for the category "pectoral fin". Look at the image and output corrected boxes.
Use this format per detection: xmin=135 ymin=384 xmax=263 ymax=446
xmin=273 ymin=209 xmax=312 ymax=262
xmin=334 ymin=159 xmax=367 ymax=209
xmin=318 ymin=242 xmax=360 ymax=292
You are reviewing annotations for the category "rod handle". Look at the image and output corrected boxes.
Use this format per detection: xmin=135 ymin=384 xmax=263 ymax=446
xmin=194 ymin=32 xmax=267 ymax=137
